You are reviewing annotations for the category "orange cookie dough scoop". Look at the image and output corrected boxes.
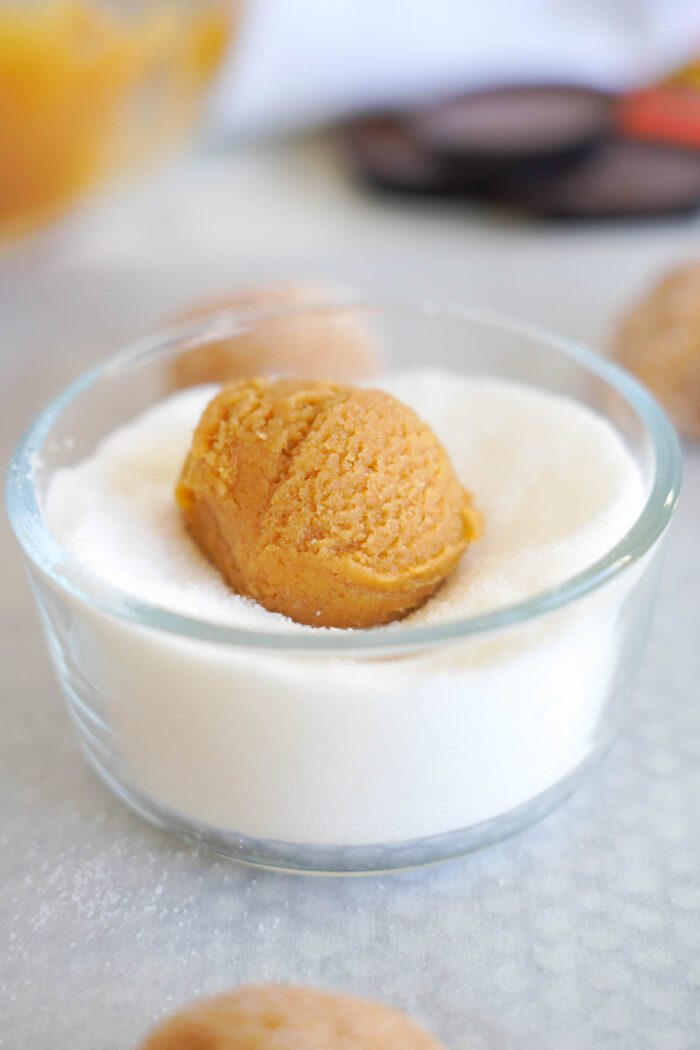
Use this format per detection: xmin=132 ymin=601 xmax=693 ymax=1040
xmin=177 ymin=377 xmax=481 ymax=628
xmin=140 ymin=983 xmax=446 ymax=1049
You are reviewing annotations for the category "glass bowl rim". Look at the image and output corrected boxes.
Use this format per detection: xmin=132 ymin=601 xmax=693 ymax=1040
xmin=6 ymin=297 xmax=683 ymax=655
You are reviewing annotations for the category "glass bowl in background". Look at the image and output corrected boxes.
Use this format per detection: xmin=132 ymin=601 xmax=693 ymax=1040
xmin=0 ymin=0 xmax=237 ymax=239
xmin=6 ymin=302 xmax=682 ymax=873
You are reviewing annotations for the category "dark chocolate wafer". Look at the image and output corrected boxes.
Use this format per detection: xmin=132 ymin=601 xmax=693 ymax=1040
xmin=491 ymin=138 xmax=700 ymax=218
xmin=411 ymin=86 xmax=612 ymax=173
xmin=341 ymin=115 xmax=478 ymax=196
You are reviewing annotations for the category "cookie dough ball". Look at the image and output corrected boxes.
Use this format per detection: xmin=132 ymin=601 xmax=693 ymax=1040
xmin=614 ymin=261 xmax=700 ymax=439
xmin=140 ymin=984 xmax=445 ymax=1049
xmin=177 ymin=377 xmax=481 ymax=628
xmin=170 ymin=283 xmax=380 ymax=389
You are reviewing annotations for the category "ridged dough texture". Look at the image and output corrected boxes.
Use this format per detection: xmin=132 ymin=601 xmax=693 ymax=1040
xmin=170 ymin=283 xmax=380 ymax=388
xmin=177 ymin=377 xmax=481 ymax=628
xmin=614 ymin=260 xmax=700 ymax=440
xmin=140 ymin=983 xmax=446 ymax=1049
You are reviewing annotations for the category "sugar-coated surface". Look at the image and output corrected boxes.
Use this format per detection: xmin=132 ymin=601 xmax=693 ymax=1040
xmin=46 ymin=370 xmax=645 ymax=628
xmin=41 ymin=370 xmax=647 ymax=845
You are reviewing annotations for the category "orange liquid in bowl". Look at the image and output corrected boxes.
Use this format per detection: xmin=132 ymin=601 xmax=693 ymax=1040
xmin=0 ymin=0 xmax=231 ymax=237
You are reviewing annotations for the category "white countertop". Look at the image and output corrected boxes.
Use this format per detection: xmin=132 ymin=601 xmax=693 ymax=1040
xmin=2 ymin=137 xmax=699 ymax=1049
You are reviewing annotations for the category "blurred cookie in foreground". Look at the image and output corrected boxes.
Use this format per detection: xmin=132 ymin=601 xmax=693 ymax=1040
xmin=140 ymin=983 xmax=445 ymax=1049
xmin=614 ymin=260 xmax=700 ymax=439
xmin=169 ymin=283 xmax=380 ymax=389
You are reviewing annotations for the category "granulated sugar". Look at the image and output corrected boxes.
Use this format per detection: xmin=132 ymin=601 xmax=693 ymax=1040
xmin=42 ymin=371 xmax=647 ymax=845
xmin=46 ymin=371 xmax=644 ymax=629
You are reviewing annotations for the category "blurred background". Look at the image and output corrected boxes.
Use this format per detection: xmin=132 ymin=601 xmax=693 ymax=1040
xmin=2 ymin=0 xmax=700 ymax=440
xmin=3 ymin=0 xmax=700 ymax=431
xmin=3 ymin=0 xmax=700 ymax=386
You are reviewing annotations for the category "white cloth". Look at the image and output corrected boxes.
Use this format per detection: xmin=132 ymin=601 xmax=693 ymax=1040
xmin=211 ymin=0 xmax=700 ymax=136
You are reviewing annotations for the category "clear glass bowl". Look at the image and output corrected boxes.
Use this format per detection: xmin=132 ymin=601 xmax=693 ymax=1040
xmin=6 ymin=300 xmax=682 ymax=873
